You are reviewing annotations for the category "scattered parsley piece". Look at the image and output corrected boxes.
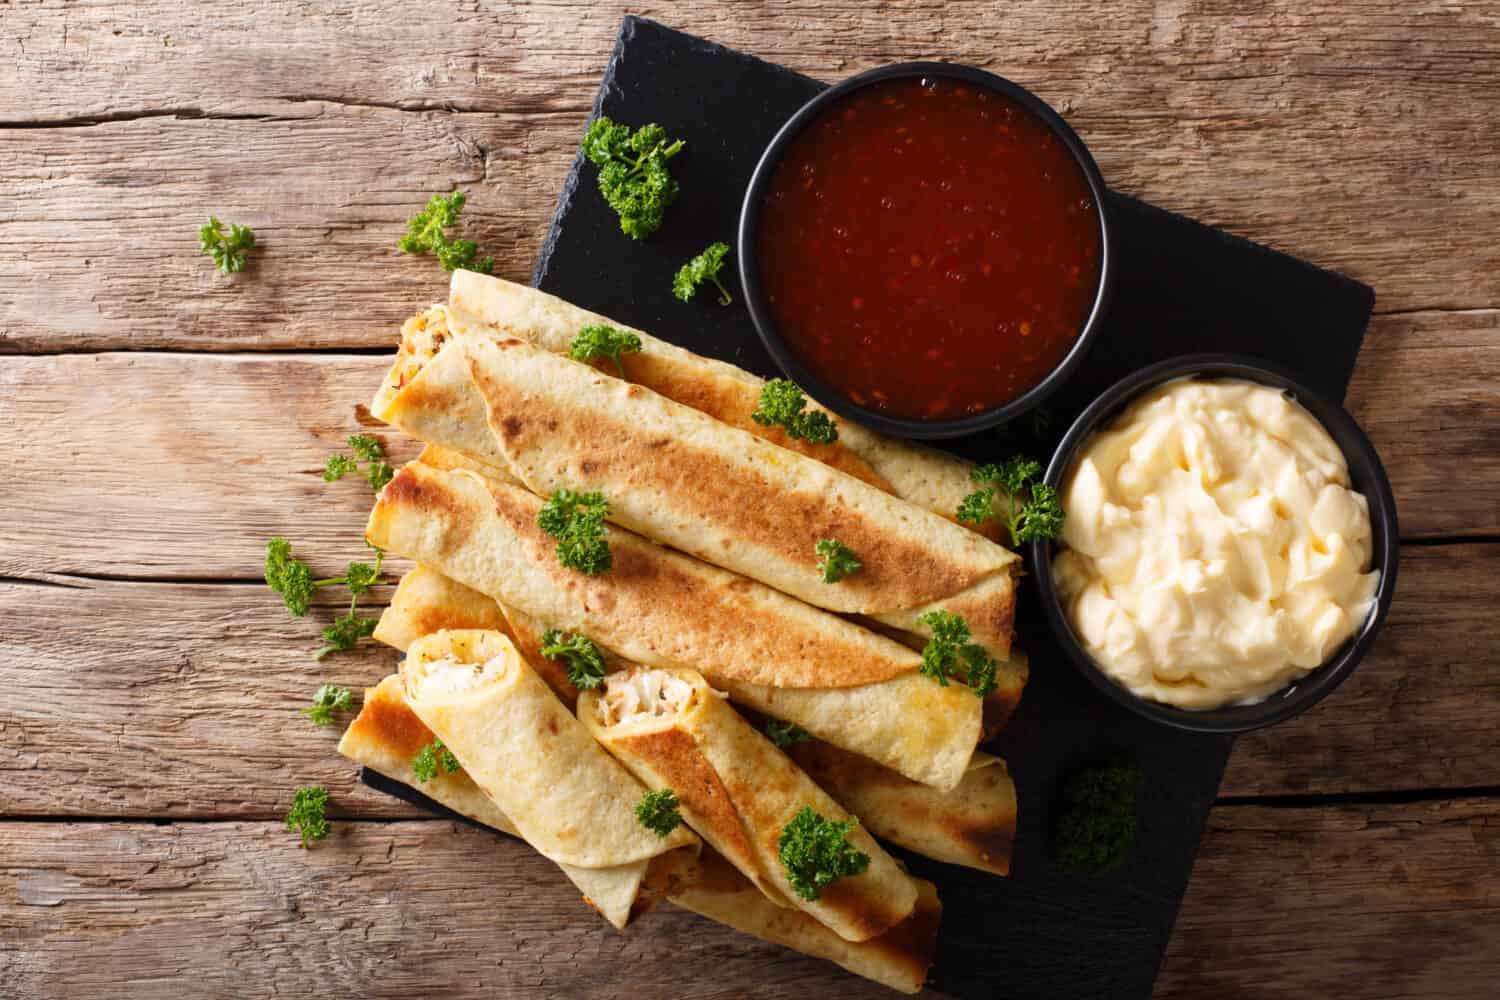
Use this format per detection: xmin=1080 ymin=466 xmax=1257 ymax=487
xmin=814 ymin=539 xmax=861 ymax=584
xmin=412 ymin=739 xmax=462 ymax=783
xmin=635 ymin=788 xmax=683 ymax=837
xmin=323 ymin=434 xmax=394 ymax=493
xmin=1052 ymin=760 xmax=1142 ymax=874
xmin=958 ymin=456 xmax=1065 ymax=547
xmin=672 ymin=241 xmax=733 ymax=305
xmin=263 ymin=539 xmax=390 ymax=657
xmin=537 ymin=488 xmax=612 ymax=575
xmin=765 ymin=719 xmax=813 ymax=748
xmin=777 ymin=806 xmax=870 ymax=901
xmin=568 ymin=324 xmax=643 ymax=377
xmin=582 ymin=117 xmax=685 ymax=240
xmin=302 ymin=684 xmax=354 ymax=726
xmin=751 ymin=379 xmax=838 ymax=444
xmin=540 ymin=629 xmax=608 ymax=690
xmin=286 ymin=786 xmax=331 ymax=847
xmin=915 ymin=610 xmax=1000 ymax=697
xmin=199 ymin=216 xmax=256 ymax=274
xmin=314 ymin=612 xmax=378 ymax=660
xmin=397 ymin=191 xmax=494 ymax=274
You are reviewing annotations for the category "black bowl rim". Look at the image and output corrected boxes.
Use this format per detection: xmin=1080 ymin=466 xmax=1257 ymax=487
xmin=1028 ymin=353 xmax=1401 ymax=735
xmin=737 ymin=60 xmax=1115 ymax=441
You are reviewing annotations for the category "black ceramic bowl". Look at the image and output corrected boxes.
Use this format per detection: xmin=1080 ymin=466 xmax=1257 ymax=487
xmin=1030 ymin=354 xmax=1399 ymax=734
xmin=738 ymin=61 xmax=1114 ymax=440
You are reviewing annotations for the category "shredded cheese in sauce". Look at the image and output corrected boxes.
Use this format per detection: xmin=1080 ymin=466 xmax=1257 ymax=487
xmin=596 ymin=669 xmax=719 ymax=727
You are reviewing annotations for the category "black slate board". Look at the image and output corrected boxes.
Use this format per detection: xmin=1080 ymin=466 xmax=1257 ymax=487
xmin=369 ymin=15 xmax=1375 ymax=999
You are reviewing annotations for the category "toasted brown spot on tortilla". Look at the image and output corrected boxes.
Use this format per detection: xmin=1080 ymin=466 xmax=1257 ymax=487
xmin=348 ymin=686 xmax=435 ymax=759
xmin=500 ymin=416 xmax=524 ymax=440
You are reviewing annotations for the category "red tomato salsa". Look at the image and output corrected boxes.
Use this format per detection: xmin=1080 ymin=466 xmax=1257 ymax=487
xmin=756 ymin=76 xmax=1102 ymax=422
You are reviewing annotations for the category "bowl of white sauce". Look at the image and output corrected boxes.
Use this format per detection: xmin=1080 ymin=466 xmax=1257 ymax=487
xmin=1031 ymin=354 xmax=1399 ymax=733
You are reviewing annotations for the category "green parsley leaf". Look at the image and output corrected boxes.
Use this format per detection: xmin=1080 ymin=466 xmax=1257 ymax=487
xmin=323 ymin=435 xmax=393 ymax=494
xmin=314 ymin=612 xmax=378 ymax=660
xmin=412 ymin=739 xmax=462 ymax=784
xmin=960 ymin=455 xmax=1064 ymax=547
xmin=397 ymin=191 xmax=494 ymax=274
xmin=303 ymin=684 xmax=355 ymax=727
xmin=286 ymin=786 xmax=331 ymax=847
xmin=582 ymin=116 xmax=685 ymax=240
xmin=1052 ymin=760 xmax=1142 ymax=874
xmin=750 ymin=379 xmax=838 ymax=444
xmin=814 ymin=539 xmax=861 ymax=584
xmin=537 ymin=488 xmax=612 ymax=575
xmin=915 ymin=610 xmax=999 ymax=697
xmin=765 ymin=719 xmax=813 ymax=748
xmin=539 ymin=629 xmax=608 ymax=690
xmin=568 ymin=324 xmax=643 ymax=377
xmin=264 ymin=536 xmax=316 ymax=617
xmin=199 ymin=216 xmax=256 ymax=274
xmin=777 ymin=806 xmax=870 ymax=901
xmin=673 ymin=241 xmax=733 ymax=305
xmin=635 ymin=788 xmax=683 ymax=837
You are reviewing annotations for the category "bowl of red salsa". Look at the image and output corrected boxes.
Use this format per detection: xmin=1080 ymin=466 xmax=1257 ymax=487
xmin=739 ymin=63 xmax=1113 ymax=439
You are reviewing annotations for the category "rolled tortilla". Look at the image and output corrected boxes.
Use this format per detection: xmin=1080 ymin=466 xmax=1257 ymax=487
xmin=579 ymin=667 xmax=920 ymax=942
xmin=339 ymin=702 xmax=940 ymax=996
xmin=454 ymin=329 xmax=1020 ymax=663
xmin=446 ymin=270 xmax=1001 ymax=546
xmin=372 ymin=563 xmax=511 ymax=652
xmin=671 ymin=850 xmax=940 ymax=995
xmin=367 ymin=461 xmax=982 ymax=789
xmin=789 ymin=742 xmax=1016 ymax=878
xmin=399 ymin=629 xmax=700 ymax=929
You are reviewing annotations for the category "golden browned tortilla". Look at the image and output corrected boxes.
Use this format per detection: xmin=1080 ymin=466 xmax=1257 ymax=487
xmin=580 ymin=667 xmax=921 ymax=942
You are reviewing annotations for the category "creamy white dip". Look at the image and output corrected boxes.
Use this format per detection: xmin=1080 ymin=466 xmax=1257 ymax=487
xmin=1054 ymin=378 xmax=1379 ymax=709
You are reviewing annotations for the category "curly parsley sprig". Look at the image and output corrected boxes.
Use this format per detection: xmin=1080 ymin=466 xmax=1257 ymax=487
xmin=915 ymin=610 xmax=999 ymax=698
xmin=199 ymin=216 xmax=256 ymax=274
xmin=537 ymin=489 xmax=612 ymax=575
xmin=303 ymin=684 xmax=355 ymax=727
xmin=778 ymin=806 xmax=870 ymax=901
xmin=635 ymin=788 xmax=683 ymax=837
xmin=751 ymin=379 xmax=838 ymax=444
xmin=540 ymin=629 xmax=608 ymax=690
xmin=814 ymin=539 xmax=861 ymax=584
xmin=673 ymin=241 xmax=733 ymax=305
xmin=286 ymin=786 xmax=331 ymax=847
xmin=582 ymin=117 xmax=685 ymax=240
xmin=766 ymin=719 xmax=813 ymax=748
xmin=958 ymin=456 xmax=1065 ymax=547
xmin=323 ymin=434 xmax=395 ymax=493
xmin=397 ymin=191 xmax=494 ymax=274
xmin=264 ymin=538 xmax=391 ymax=659
xmin=412 ymin=739 xmax=462 ymax=783
xmin=568 ymin=325 xmax=642 ymax=377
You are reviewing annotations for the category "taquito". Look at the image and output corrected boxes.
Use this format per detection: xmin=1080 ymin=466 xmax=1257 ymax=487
xmin=399 ymin=629 xmax=700 ymax=929
xmin=455 ymin=329 xmax=1020 ymax=662
xmin=579 ymin=667 xmax=920 ymax=942
xmin=372 ymin=563 xmax=511 ymax=652
xmin=339 ymin=693 xmax=939 ymax=995
xmin=671 ymin=850 xmax=940 ymax=995
xmin=789 ymin=742 xmax=1017 ymax=877
xmin=446 ymin=269 xmax=998 ymax=544
xmin=367 ymin=461 xmax=982 ymax=789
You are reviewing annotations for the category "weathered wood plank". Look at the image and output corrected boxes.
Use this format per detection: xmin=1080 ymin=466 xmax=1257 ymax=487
xmin=1 ymin=546 xmax=1494 ymax=820
xmin=1158 ymin=798 xmax=1500 ymax=999
xmin=3 ymin=1 xmax=1500 ymax=354
xmin=0 ymin=819 xmax=908 ymax=1000
xmin=1 ymin=798 xmax=1495 ymax=999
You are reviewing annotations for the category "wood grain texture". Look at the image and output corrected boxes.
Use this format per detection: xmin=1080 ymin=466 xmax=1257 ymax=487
xmin=0 ymin=819 xmax=912 ymax=1000
xmin=1 ymin=545 xmax=1493 ymax=820
xmin=3 ymin=1 xmax=1500 ymax=353
xmin=1 ymin=798 xmax=1495 ymax=999
xmin=1158 ymin=798 xmax=1500 ymax=999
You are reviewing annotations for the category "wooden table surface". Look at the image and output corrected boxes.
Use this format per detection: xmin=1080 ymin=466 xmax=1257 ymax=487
xmin=2 ymin=3 xmax=1497 ymax=997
